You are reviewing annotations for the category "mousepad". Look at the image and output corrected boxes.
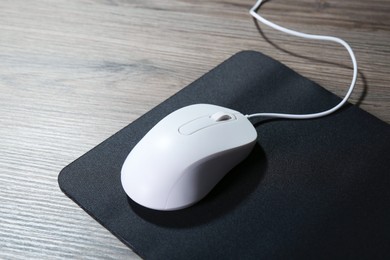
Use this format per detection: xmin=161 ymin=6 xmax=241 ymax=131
xmin=58 ymin=51 xmax=390 ymax=259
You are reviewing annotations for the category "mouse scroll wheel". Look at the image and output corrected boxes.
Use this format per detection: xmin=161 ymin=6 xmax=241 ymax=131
xmin=211 ymin=112 xmax=234 ymax=122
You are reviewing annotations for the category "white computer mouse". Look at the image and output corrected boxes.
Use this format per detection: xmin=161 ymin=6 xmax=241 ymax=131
xmin=121 ymin=104 xmax=257 ymax=211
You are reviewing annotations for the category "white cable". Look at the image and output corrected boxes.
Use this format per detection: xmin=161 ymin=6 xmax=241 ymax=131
xmin=246 ymin=0 xmax=358 ymax=120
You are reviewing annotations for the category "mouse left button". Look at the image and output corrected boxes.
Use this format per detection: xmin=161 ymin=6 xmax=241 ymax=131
xmin=178 ymin=117 xmax=215 ymax=135
xmin=178 ymin=113 xmax=237 ymax=135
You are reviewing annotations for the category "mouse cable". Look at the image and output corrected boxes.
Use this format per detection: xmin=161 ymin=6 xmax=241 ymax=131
xmin=245 ymin=0 xmax=358 ymax=120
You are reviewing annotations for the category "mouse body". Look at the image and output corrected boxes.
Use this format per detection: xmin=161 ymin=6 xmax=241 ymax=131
xmin=121 ymin=104 xmax=257 ymax=211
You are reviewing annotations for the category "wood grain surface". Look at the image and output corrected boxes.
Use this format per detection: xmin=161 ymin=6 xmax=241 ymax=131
xmin=0 ymin=0 xmax=389 ymax=258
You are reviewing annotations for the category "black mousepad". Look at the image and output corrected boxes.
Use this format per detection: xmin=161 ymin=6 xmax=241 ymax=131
xmin=58 ymin=51 xmax=390 ymax=259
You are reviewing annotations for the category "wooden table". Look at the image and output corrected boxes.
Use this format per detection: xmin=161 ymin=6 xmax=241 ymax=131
xmin=1 ymin=0 xmax=388 ymax=258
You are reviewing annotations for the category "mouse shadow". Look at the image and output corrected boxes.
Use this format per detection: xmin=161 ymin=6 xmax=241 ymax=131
xmin=252 ymin=10 xmax=368 ymax=107
xmin=129 ymin=144 xmax=267 ymax=228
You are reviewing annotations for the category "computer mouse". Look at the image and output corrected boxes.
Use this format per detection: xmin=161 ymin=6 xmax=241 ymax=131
xmin=121 ymin=104 xmax=257 ymax=211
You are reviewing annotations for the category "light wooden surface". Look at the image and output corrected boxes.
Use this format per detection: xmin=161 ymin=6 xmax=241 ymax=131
xmin=0 ymin=0 xmax=389 ymax=258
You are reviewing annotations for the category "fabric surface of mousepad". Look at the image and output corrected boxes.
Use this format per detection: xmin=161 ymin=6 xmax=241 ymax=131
xmin=58 ymin=51 xmax=390 ymax=259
